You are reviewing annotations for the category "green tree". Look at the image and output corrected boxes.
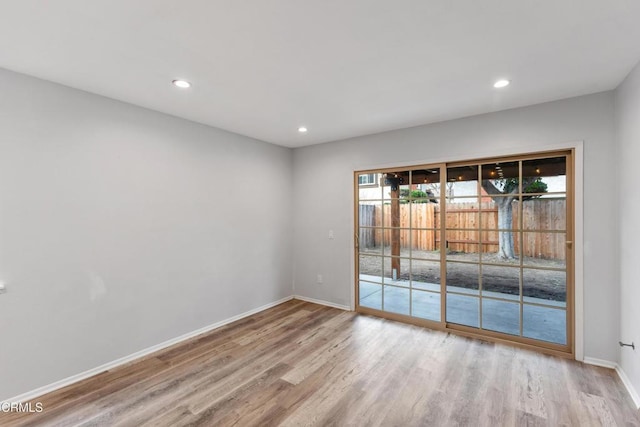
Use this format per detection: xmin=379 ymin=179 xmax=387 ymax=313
xmin=399 ymin=189 xmax=437 ymax=203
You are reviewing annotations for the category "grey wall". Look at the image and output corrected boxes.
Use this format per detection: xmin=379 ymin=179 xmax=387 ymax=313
xmin=0 ymin=64 xmax=627 ymax=401
xmin=293 ymin=92 xmax=618 ymax=362
xmin=615 ymin=60 xmax=640 ymax=398
xmin=0 ymin=68 xmax=293 ymax=400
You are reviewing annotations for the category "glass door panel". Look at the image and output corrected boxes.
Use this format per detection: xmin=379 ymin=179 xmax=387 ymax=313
xmin=523 ymin=268 xmax=566 ymax=307
xmin=383 ymin=285 xmax=410 ymax=316
xmin=410 ymin=259 xmax=440 ymax=291
xmin=481 ymin=265 xmax=520 ymax=301
xmin=447 ymin=294 xmax=480 ymax=328
xmin=359 ymin=281 xmax=382 ymax=310
xmin=412 ymin=290 xmax=440 ymax=321
xmin=475 ymin=155 xmax=569 ymax=346
xmin=411 ymin=229 xmax=440 ymax=260
xmin=446 ymin=165 xmax=479 ymax=197
xmin=482 ymin=299 xmax=520 ymax=336
xmin=446 ymin=261 xmax=480 ymax=328
xmin=356 ymin=151 xmax=572 ymax=353
xmin=523 ymin=305 xmax=567 ymax=345
xmin=358 ymin=172 xmax=383 ymax=200
xmin=359 ymin=255 xmax=383 ymax=283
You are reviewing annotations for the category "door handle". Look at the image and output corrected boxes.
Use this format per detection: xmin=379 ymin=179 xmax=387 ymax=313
xmin=566 ymin=241 xmax=573 ymax=248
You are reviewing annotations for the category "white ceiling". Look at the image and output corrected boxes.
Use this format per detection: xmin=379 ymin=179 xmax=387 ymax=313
xmin=1 ymin=1 xmax=639 ymax=148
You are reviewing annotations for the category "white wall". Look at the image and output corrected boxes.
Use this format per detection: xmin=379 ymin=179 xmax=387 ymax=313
xmin=0 ymin=68 xmax=293 ymax=400
xmin=293 ymin=92 xmax=618 ymax=362
xmin=615 ymin=60 xmax=640 ymax=402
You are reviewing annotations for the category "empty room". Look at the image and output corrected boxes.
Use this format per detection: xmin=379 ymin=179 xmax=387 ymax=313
xmin=1 ymin=1 xmax=640 ymax=426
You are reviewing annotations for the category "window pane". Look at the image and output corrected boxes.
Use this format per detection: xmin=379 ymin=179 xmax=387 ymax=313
xmin=412 ymin=290 xmax=440 ymax=321
xmin=523 ymin=268 xmax=566 ymax=307
xmin=410 ymin=229 xmax=440 ymax=260
xmin=482 ymin=299 xmax=520 ymax=336
xmin=446 ymin=294 xmax=479 ymax=327
xmin=383 ymin=285 xmax=410 ymax=316
xmin=382 ymin=203 xmax=403 ymax=226
xmin=446 ymin=228 xmax=480 ymax=263
xmin=446 ymin=165 xmax=478 ymax=197
xmin=358 ymin=202 xmax=380 ymax=227
xmin=358 ymin=173 xmax=377 ymax=186
xmin=410 ymin=168 xmax=440 ymax=187
xmin=358 ymin=227 xmax=383 ymax=255
xmin=358 ymin=173 xmax=382 ymax=200
xmin=521 ymin=232 xmax=566 ymax=267
xmin=410 ymin=259 xmax=440 ymax=292
xmin=479 ymin=230 xmax=500 ymax=259
xmin=382 ymin=171 xmax=410 ymax=201
xmin=522 ymin=157 xmax=566 ymax=194
xmin=410 ymin=203 xmax=439 ymax=229
xmin=522 ymin=197 xmax=566 ymax=231
xmin=359 ymin=255 xmax=382 ymax=283
xmin=445 ymin=199 xmax=479 ymax=229
xmin=379 ymin=228 xmax=412 ymax=257
xmin=480 ymin=160 xmax=519 ymax=182
xmin=481 ymin=265 xmax=520 ymax=301
xmin=480 ymin=197 xmax=520 ymax=230
xmin=359 ymin=282 xmax=382 ymax=310
xmin=383 ymin=256 xmax=410 ymax=283
xmin=446 ymin=262 xmax=479 ymax=294
xmin=523 ymin=305 xmax=566 ymax=345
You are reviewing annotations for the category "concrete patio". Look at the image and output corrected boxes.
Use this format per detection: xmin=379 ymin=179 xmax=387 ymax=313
xmin=359 ymin=274 xmax=566 ymax=345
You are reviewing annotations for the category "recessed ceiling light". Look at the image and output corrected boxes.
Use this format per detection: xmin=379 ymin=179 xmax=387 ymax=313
xmin=298 ymin=126 xmax=308 ymax=133
xmin=493 ymin=79 xmax=510 ymax=88
xmin=172 ymin=79 xmax=191 ymax=89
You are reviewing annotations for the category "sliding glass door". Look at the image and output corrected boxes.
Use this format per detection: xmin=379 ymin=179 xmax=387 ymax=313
xmin=355 ymin=151 xmax=573 ymax=354
xmin=357 ymin=167 xmax=442 ymax=321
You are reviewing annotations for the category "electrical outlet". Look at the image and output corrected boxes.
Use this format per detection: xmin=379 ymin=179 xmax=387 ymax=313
xmin=328 ymin=230 xmax=334 ymax=240
xmin=317 ymin=274 xmax=323 ymax=284
xmin=0 ymin=281 xmax=6 ymax=294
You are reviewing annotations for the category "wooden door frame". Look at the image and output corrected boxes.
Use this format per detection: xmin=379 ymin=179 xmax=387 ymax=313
xmin=351 ymin=142 xmax=584 ymax=360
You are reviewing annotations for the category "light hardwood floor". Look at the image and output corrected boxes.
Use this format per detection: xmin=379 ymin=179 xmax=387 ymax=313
xmin=2 ymin=300 xmax=638 ymax=426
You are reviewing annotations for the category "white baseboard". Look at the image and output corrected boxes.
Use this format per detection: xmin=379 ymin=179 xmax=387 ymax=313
xmin=616 ymin=364 xmax=640 ymax=409
xmin=583 ymin=357 xmax=640 ymax=409
xmin=583 ymin=357 xmax=618 ymax=370
xmin=293 ymin=295 xmax=350 ymax=311
xmin=5 ymin=295 xmax=294 ymax=404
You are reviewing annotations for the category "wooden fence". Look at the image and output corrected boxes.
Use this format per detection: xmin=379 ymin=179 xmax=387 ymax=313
xmin=359 ymin=198 xmax=566 ymax=260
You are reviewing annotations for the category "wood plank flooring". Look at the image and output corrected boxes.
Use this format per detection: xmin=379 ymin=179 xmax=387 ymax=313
xmin=1 ymin=300 xmax=638 ymax=426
